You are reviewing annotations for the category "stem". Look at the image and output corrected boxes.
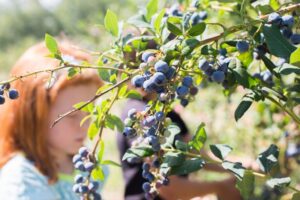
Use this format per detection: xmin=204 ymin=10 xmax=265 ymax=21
xmin=66 ymin=63 xmax=130 ymax=74
xmin=288 ymin=185 xmax=300 ymax=192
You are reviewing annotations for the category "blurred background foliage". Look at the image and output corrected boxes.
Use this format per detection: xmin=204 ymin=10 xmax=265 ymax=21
xmin=0 ymin=0 xmax=299 ymax=199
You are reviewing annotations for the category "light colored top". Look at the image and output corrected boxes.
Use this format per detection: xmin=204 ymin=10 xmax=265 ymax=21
xmin=0 ymin=153 xmax=107 ymax=200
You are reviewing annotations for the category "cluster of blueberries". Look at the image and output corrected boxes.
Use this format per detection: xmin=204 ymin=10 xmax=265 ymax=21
xmin=268 ymin=12 xmax=300 ymax=44
xmin=0 ymin=83 xmax=19 ymax=104
xmin=141 ymin=161 xmax=169 ymax=200
xmin=72 ymin=147 xmax=101 ymax=200
xmin=176 ymin=75 xmax=198 ymax=107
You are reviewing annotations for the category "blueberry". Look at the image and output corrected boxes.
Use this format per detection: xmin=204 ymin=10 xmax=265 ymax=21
xmin=290 ymin=34 xmax=300 ymax=44
xmin=219 ymin=48 xmax=227 ymax=56
xmin=176 ymin=85 xmax=189 ymax=97
xmin=72 ymin=154 xmax=82 ymax=164
xmin=0 ymin=89 xmax=3 ymax=95
xmin=143 ymin=79 xmax=155 ymax=92
xmin=102 ymin=58 xmax=108 ymax=64
xmin=281 ymin=27 xmax=292 ymax=39
xmin=191 ymin=0 xmax=200 ymax=8
xmin=262 ymin=70 xmax=273 ymax=84
xmin=143 ymin=116 xmax=157 ymax=127
xmin=142 ymin=170 xmax=150 ymax=178
xmin=142 ymin=182 xmax=151 ymax=192
xmin=165 ymin=66 xmax=176 ymax=80
xmin=88 ymin=181 xmax=99 ymax=191
xmin=79 ymin=185 xmax=89 ymax=194
xmin=1 ymin=83 xmax=10 ymax=90
xmin=199 ymin=11 xmax=208 ymax=20
xmin=205 ymin=68 xmax=215 ymax=77
xmin=84 ymin=162 xmax=95 ymax=172
xmin=146 ymin=127 xmax=156 ymax=137
xmin=123 ymin=127 xmax=136 ymax=137
xmin=142 ymin=52 xmax=154 ymax=62
xmin=74 ymin=174 xmax=84 ymax=183
xmin=154 ymin=60 xmax=169 ymax=73
xmin=152 ymin=143 xmax=161 ymax=152
xmin=162 ymin=178 xmax=170 ymax=186
xmin=148 ymin=136 xmax=159 ymax=145
xmin=142 ymin=163 xmax=151 ymax=171
xmin=236 ymin=41 xmax=249 ymax=53
xmin=74 ymin=161 xmax=85 ymax=171
xmin=128 ymin=108 xmax=137 ymax=119
xmin=127 ymin=157 xmax=142 ymax=164
xmin=182 ymin=76 xmax=193 ymax=87
xmin=8 ymin=89 xmax=19 ymax=100
xmin=190 ymin=13 xmax=202 ymax=26
xmin=218 ymin=63 xmax=228 ymax=73
xmin=198 ymin=59 xmax=210 ymax=71
xmin=152 ymin=158 xmax=160 ymax=168
xmin=211 ymin=71 xmax=225 ymax=83
xmin=189 ymin=87 xmax=198 ymax=96
xmin=91 ymin=192 xmax=102 ymax=200
xmin=282 ymin=15 xmax=294 ymax=28
xmin=72 ymin=184 xmax=81 ymax=193
xmin=131 ymin=75 xmax=146 ymax=88
xmin=169 ymin=5 xmax=182 ymax=16
xmin=268 ymin=12 xmax=282 ymax=25
xmin=79 ymin=147 xmax=89 ymax=158
xmin=180 ymin=99 xmax=189 ymax=107
xmin=155 ymin=111 xmax=164 ymax=121
xmin=146 ymin=173 xmax=155 ymax=182
xmin=0 ymin=95 xmax=5 ymax=105
xmin=152 ymin=72 xmax=166 ymax=85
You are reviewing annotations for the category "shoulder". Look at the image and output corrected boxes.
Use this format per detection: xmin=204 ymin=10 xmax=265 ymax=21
xmin=0 ymin=153 xmax=58 ymax=200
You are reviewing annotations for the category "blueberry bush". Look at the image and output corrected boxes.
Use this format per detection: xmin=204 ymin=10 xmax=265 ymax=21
xmin=1 ymin=0 xmax=300 ymax=199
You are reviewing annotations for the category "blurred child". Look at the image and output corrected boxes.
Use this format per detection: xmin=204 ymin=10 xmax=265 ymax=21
xmin=0 ymin=42 xmax=104 ymax=199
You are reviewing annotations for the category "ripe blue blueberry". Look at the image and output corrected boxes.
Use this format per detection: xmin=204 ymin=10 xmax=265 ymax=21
xmin=0 ymin=95 xmax=5 ymax=105
xmin=268 ymin=12 xmax=282 ymax=25
xmin=182 ymin=76 xmax=193 ymax=87
xmin=180 ymin=99 xmax=189 ymax=107
xmin=143 ymin=116 xmax=157 ymax=127
xmin=91 ymin=192 xmax=102 ymax=200
xmin=142 ymin=52 xmax=154 ymax=62
xmin=88 ymin=181 xmax=99 ymax=191
xmin=8 ymin=89 xmax=19 ymax=100
xmin=142 ymin=182 xmax=151 ymax=192
xmin=79 ymin=147 xmax=89 ymax=158
xmin=281 ymin=27 xmax=292 ymax=39
xmin=199 ymin=11 xmax=207 ymax=20
xmin=146 ymin=127 xmax=156 ymax=137
xmin=84 ymin=162 xmax=95 ymax=172
xmin=102 ymin=58 xmax=108 ymax=64
xmin=143 ymin=79 xmax=155 ymax=92
xmin=219 ymin=48 xmax=227 ymax=56
xmin=290 ymin=34 xmax=300 ymax=44
xmin=128 ymin=108 xmax=137 ymax=119
xmin=165 ymin=66 xmax=176 ymax=80
xmin=142 ymin=170 xmax=150 ymax=178
xmin=74 ymin=161 xmax=85 ymax=171
xmin=169 ymin=5 xmax=182 ymax=16
xmin=79 ymin=185 xmax=89 ymax=194
xmin=152 ymin=158 xmax=160 ymax=168
xmin=72 ymin=184 xmax=81 ymax=193
xmin=131 ymin=75 xmax=146 ymax=88
xmin=123 ymin=127 xmax=136 ymax=137
xmin=74 ymin=174 xmax=84 ymax=184
xmin=155 ymin=111 xmax=164 ymax=121
xmin=176 ymin=85 xmax=189 ymax=97
xmin=152 ymin=72 xmax=166 ymax=85
xmin=0 ymin=89 xmax=3 ymax=95
xmin=1 ymin=83 xmax=10 ymax=90
xmin=218 ymin=63 xmax=228 ymax=73
xmin=72 ymin=154 xmax=82 ymax=164
xmin=146 ymin=173 xmax=155 ymax=182
xmin=154 ymin=60 xmax=169 ymax=73
xmin=162 ymin=178 xmax=170 ymax=186
xmin=211 ymin=71 xmax=225 ymax=83
xmin=152 ymin=143 xmax=161 ymax=152
xmin=190 ymin=12 xmax=201 ymax=26
xmin=142 ymin=163 xmax=151 ymax=171
xmin=236 ymin=41 xmax=249 ymax=53
xmin=189 ymin=87 xmax=198 ymax=96
xmin=282 ymin=15 xmax=294 ymax=28
xmin=198 ymin=59 xmax=210 ymax=71
xmin=148 ymin=135 xmax=159 ymax=145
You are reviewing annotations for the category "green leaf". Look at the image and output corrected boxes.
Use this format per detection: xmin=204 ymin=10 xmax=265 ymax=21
xmin=222 ymin=161 xmax=245 ymax=180
xmin=234 ymin=94 xmax=253 ymax=121
xmin=73 ymin=102 xmax=93 ymax=112
xmin=175 ymin=140 xmax=188 ymax=151
xmin=167 ymin=21 xmax=182 ymax=36
xmin=236 ymin=170 xmax=255 ymax=199
xmin=256 ymin=144 xmax=279 ymax=173
xmin=122 ymin=146 xmax=154 ymax=161
xmin=233 ymin=67 xmax=251 ymax=88
xmin=260 ymin=54 xmax=280 ymax=78
xmin=188 ymin=123 xmax=206 ymax=151
xmin=266 ymin=177 xmax=291 ymax=189
xmin=97 ymin=140 xmax=105 ymax=162
xmin=101 ymin=160 xmax=121 ymax=167
xmin=237 ymin=51 xmax=253 ymax=67
xmin=210 ymin=144 xmax=233 ymax=160
xmin=146 ymin=0 xmax=158 ymax=22
xmin=45 ymin=33 xmax=59 ymax=55
xmin=67 ymin=67 xmax=79 ymax=79
xmin=106 ymin=114 xmax=124 ymax=132
xmin=263 ymin=24 xmax=296 ymax=59
xmin=125 ymin=90 xmax=143 ymax=100
xmin=154 ymin=9 xmax=165 ymax=34
xmin=88 ymin=121 xmax=99 ymax=140
xmin=164 ymin=124 xmax=181 ymax=147
xmin=98 ymin=69 xmax=110 ymax=82
xmin=163 ymin=152 xmax=185 ymax=167
xmin=170 ymin=158 xmax=205 ymax=176
xmin=275 ymin=63 xmax=300 ymax=75
xmin=187 ymin=22 xmax=206 ymax=37
xmin=181 ymin=38 xmax=199 ymax=56
xmin=290 ymin=48 xmax=300 ymax=67
xmin=91 ymin=166 xmax=105 ymax=181
xmin=292 ymin=192 xmax=300 ymax=200
xmin=104 ymin=9 xmax=119 ymax=37
xmin=119 ymin=85 xmax=128 ymax=98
